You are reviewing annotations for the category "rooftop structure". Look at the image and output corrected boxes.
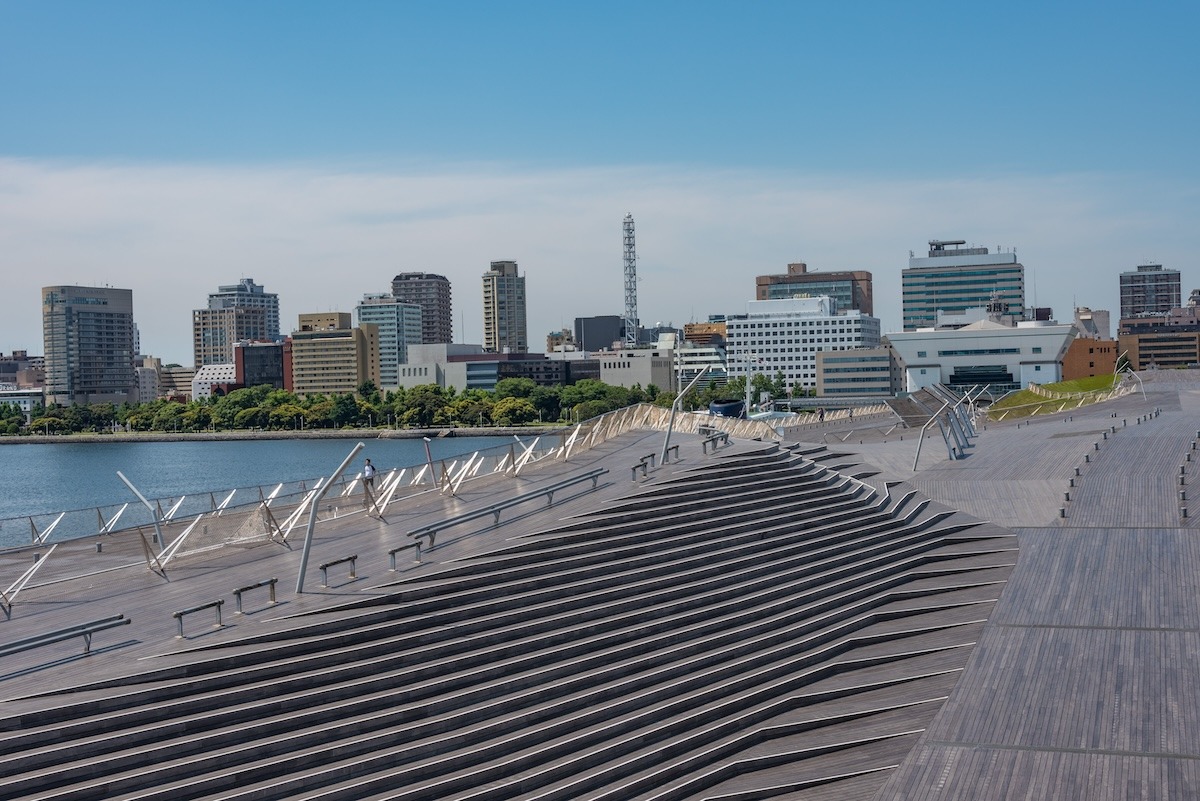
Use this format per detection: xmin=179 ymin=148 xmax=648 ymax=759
xmin=1 ymin=374 xmax=1199 ymax=799
xmin=206 ymin=278 xmax=280 ymax=341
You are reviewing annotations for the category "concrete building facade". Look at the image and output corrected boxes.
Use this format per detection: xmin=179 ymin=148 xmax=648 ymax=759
xmin=482 ymin=261 xmax=528 ymax=354
xmin=192 ymin=306 xmax=269 ymax=368
xmin=205 ymin=278 xmax=280 ymax=340
xmin=234 ymin=341 xmax=288 ymax=390
xmin=815 ymin=347 xmax=902 ymax=398
xmin=887 ymin=320 xmax=1076 ymax=393
xmin=756 ymin=262 xmax=874 ymax=315
xmin=391 ymin=272 xmax=453 ymax=344
xmin=289 ymin=313 xmax=380 ymax=396
xmin=902 ymin=240 xmax=1025 ymax=331
xmin=725 ymin=296 xmax=882 ymax=393
xmin=1119 ymin=263 xmax=1181 ymax=319
xmin=355 ymin=294 xmax=423 ymax=389
xmin=42 ymin=285 xmax=137 ymax=406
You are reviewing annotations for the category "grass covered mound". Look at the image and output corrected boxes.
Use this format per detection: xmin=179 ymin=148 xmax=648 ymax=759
xmin=988 ymin=374 xmax=1121 ymax=420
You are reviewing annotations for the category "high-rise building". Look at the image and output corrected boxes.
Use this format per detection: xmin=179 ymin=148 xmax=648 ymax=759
xmin=42 ymin=285 xmax=137 ymax=406
xmin=482 ymin=261 xmax=527 ymax=354
xmin=756 ymin=263 xmax=874 ymax=315
xmin=206 ymin=279 xmax=280 ymax=339
xmin=901 ymin=240 xmax=1025 ymax=331
xmin=192 ymin=307 xmax=268 ymax=368
xmin=193 ymin=279 xmax=279 ymax=368
xmin=355 ymin=294 xmax=423 ymax=389
xmin=289 ymin=313 xmax=380 ymax=396
xmin=1119 ymin=264 xmax=1181 ymax=319
xmin=391 ymin=273 xmax=453 ymax=344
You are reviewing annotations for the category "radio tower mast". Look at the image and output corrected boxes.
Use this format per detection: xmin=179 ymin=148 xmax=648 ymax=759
xmin=623 ymin=213 xmax=638 ymax=348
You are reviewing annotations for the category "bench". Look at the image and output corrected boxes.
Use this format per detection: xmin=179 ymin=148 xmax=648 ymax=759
xmin=319 ymin=554 xmax=358 ymax=587
xmin=173 ymin=600 xmax=223 ymax=638
xmin=631 ymin=453 xmax=656 ymax=480
xmin=389 ymin=541 xmax=422 ymax=570
xmin=232 ymin=578 xmax=277 ymax=613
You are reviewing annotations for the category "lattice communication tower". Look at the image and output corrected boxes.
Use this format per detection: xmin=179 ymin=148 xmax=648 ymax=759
xmin=623 ymin=213 xmax=638 ymax=348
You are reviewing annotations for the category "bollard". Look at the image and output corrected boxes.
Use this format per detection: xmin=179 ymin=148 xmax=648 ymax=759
xmin=1181 ymin=490 xmax=1188 ymax=502
xmin=1182 ymin=475 xmax=1187 ymax=486
xmin=1075 ymin=467 xmax=1081 ymax=476
xmin=1183 ymin=507 xmax=1189 ymax=519
xmin=1103 ymin=432 xmax=1108 ymax=440
xmin=1059 ymin=507 xmax=1066 ymax=518
xmin=1182 ymin=465 xmax=1188 ymax=475
xmin=1069 ymin=477 xmax=1075 ymax=487
xmin=1094 ymin=442 xmax=1100 ymax=451
xmin=1085 ymin=454 xmax=1091 ymax=463
xmin=1064 ymin=491 xmax=1071 ymax=502
xmin=96 ymin=542 xmax=102 ymax=553
xmin=33 ymin=553 xmax=40 ymax=562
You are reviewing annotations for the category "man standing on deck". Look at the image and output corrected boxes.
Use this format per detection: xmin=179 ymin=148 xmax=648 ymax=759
xmin=362 ymin=458 xmax=377 ymax=509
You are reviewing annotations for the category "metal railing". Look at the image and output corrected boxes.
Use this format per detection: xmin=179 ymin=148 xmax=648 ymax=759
xmin=409 ymin=468 xmax=609 ymax=547
xmin=0 ymin=614 xmax=130 ymax=658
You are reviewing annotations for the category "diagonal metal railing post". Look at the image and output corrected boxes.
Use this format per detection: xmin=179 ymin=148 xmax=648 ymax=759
xmin=117 ymin=471 xmax=167 ymax=554
xmin=661 ymin=365 xmax=711 ymax=465
xmin=296 ymin=442 xmax=364 ymax=594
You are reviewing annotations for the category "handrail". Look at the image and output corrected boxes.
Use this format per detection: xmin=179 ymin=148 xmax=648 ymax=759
xmin=912 ymin=400 xmax=951 ymax=471
xmin=232 ymin=578 xmax=277 ymax=613
xmin=0 ymin=614 xmax=130 ymax=658
xmin=173 ymin=600 xmax=223 ymax=637
xmin=409 ymin=468 xmax=609 ymax=547
xmin=318 ymin=554 xmax=358 ymax=587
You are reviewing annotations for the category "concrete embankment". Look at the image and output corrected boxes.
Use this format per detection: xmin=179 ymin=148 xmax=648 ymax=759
xmin=0 ymin=426 xmax=564 ymax=445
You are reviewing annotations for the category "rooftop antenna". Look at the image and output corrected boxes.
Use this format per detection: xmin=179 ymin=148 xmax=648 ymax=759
xmin=623 ymin=214 xmax=638 ymax=348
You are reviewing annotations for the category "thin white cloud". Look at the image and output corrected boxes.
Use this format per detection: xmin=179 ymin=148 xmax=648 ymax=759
xmin=1 ymin=157 xmax=1194 ymax=364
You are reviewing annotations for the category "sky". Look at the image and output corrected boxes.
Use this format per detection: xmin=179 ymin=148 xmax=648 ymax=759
xmin=2 ymin=1 xmax=1198 ymax=364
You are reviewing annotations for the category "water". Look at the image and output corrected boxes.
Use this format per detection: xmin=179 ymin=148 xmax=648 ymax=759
xmin=0 ymin=435 xmax=528 ymax=547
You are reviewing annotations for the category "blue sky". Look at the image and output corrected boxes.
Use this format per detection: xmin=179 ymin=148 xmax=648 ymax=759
xmin=2 ymin=1 xmax=1197 ymax=362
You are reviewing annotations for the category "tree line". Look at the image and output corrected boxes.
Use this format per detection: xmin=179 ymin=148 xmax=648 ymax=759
xmin=2 ymin=371 xmax=798 ymax=436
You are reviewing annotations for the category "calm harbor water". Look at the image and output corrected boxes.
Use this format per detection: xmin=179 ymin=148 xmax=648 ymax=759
xmin=0 ymin=435 xmax=523 ymax=548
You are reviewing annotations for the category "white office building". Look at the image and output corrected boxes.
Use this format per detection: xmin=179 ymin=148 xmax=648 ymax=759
xmin=725 ymin=297 xmax=882 ymax=393
xmin=886 ymin=320 xmax=1076 ymax=393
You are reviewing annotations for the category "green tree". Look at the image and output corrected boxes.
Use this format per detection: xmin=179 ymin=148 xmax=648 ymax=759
xmin=492 ymin=396 xmax=538 ymax=426
xmin=403 ymin=384 xmax=448 ymax=427
xmin=529 ymin=385 xmax=561 ymax=422
xmin=331 ymin=394 xmax=359 ymax=427
xmin=494 ymin=377 xmax=537 ymax=399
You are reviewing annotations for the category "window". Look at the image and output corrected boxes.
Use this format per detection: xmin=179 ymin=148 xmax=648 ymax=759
xmin=917 ymin=351 xmax=926 ymax=358
xmin=1032 ymin=347 xmax=1042 ymax=354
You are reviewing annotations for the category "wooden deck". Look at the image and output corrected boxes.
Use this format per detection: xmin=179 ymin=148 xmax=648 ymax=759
xmin=864 ymin=372 xmax=1200 ymax=800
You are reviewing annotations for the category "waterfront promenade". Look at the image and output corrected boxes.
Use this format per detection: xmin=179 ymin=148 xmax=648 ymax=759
xmin=1 ymin=373 xmax=1198 ymax=799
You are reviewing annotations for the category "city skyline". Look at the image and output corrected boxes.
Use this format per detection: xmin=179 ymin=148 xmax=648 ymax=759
xmin=2 ymin=3 xmax=1197 ymax=363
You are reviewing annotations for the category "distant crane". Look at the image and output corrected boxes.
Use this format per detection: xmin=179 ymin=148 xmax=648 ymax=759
xmin=623 ymin=214 xmax=638 ymax=348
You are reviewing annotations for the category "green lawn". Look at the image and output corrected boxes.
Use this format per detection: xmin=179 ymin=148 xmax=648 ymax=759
xmin=988 ymin=374 xmax=1120 ymax=419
